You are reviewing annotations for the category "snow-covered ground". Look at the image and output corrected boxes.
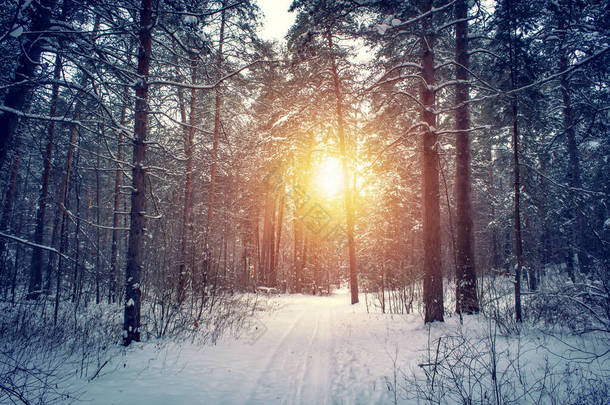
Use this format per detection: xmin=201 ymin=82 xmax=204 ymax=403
xmin=68 ymin=289 xmax=608 ymax=405
xmin=69 ymin=289 xmax=418 ymax=404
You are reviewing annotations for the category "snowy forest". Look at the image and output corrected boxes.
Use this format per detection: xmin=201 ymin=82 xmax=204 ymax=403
xmin=0 ymin=0 xmax=608 ymax=403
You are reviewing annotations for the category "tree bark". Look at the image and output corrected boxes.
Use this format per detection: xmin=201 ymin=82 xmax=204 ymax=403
xmin=11 ymin=154 xmax=32 ymax=304
xmin=454 ymin=0 xmax=479 ymax=314
xmin=206 ymin=4 xmax=226 ymax=265
xmin=0 ymin=0 xmax=57 ymax=167
xmin=327 ymin=30 xmax=359 ymax=304
xmin=110 ymin=87 xmax=128 ymax=304
xmin=511 ymin=101 xmax=523 ymax=323
xmin=421 ymin=0 xmax=444 ymax=323
xmin=177 ymin=54 xmax=198 ymax=304
xmin=54 ymin=113 xmax=78 ymax=324
xmin=0 ymin=137 xmax=22 ymax=289
xmin=558 ymin=15 xmax=589 ymax=274
xmin=72 ymin=136 xmax=82 ymax=303
xmin=269 ymin=195 xmax=276 ymax=286
xmin=27 ymin=54 xmax=63 ymax=300
xmin=123 ymin=0 xmax=153 ymax=346
xmin=507 ymin=0 xmax=523 ymax=322
xmin=274 ymin=194 xmax=284 ymax=283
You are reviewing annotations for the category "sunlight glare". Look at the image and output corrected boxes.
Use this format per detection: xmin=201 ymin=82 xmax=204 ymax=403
xmin=313 ymin=156 xmax=344 ymax=199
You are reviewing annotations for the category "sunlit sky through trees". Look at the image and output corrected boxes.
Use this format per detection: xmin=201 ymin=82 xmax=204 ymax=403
xmin=258 ymin=0 xmax=295 ymax=42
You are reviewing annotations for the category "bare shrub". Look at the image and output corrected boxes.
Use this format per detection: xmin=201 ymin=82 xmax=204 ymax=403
xmin=0 ymin=300 xmax=122 ymax=404
xmin=526 ymin=267 xmax=610 ymax=335
xmin=397 ymin=320 xmax=609 ymax=405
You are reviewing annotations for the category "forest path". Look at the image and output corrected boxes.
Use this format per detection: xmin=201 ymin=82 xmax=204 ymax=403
xmin=76 ymin=289 xmax=429 ymax=405
xmin=241 ymin=291 xmax=335 ymax=404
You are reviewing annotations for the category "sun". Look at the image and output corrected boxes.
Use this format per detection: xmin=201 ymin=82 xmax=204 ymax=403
xmin=312 ymin=155 xmax=344 ymax=199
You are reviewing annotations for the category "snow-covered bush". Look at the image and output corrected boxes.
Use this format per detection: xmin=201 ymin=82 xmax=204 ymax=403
xmin=0 ymin=300 xmax=122 ymax=404
xmin=397 ymin=320 xmax=609 ymax=405
xmin=143 ymin=289 xmax=262 ymax=344
xmin=0 ymin=290 xmax=261 ymax=404
xmin=526 ymin=267 xmax=610 ymax=334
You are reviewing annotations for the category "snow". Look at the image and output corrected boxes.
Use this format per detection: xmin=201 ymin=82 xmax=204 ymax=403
xmin=9 ymin=26 xmax=23 ymax=38
xmin=270 ymin=112 xmax=293 ymax=129
xmin=585 ymin=140 xmax=601 ymax=150
xmin=70 ymin=290 xmax=429 ymax=404
xmin=604 ymin=218 xmax=610 ymax=229
xmin=67 ymin=289 xmax=609 ymax=404
xmin=376 ymin=23 xmax=391 ymax=35
xmin=182 ymin=15 xmax=198 ymax=25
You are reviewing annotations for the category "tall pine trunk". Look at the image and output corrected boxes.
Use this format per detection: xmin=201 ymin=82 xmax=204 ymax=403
xmin=454 ymin=0 xmax=479 ymax=314
xmin=206 ymin=5 xmax=226 ymax=274
xmin=110 ymin=88 xmax=128 ymax=304
xmin=54 ymin=113 xmax=78 ymax=324
xmin=507 ymin=0 xmax=523 ymax=322
xmin=27 ymin=54 xmax=63 ymax=300
xmin=421 ymin=0 xmax=444 ymax=323
xmin=558 ymin=8 xmax=588 ymax=274
xmin=327 ymin=31 xmax=359 ymax=304
xmin=177 ymin=54 xmax=198 ymax=304
xmin=123 ymin=0 xmax=152 ymax=346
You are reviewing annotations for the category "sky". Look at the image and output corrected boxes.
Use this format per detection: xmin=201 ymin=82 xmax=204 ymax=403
xmin=257 ymin=0 xmax=296 ymax=42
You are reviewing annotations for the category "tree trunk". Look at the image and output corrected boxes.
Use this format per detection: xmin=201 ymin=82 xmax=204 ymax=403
xmin=487 ymin=138 xmax=500 ymax=270
xmin=327 ymin=31 xmax=358 ymax=304
xmin=254 ymin=214 xmax=260 ymax=286
xmin=110 ymin=88 xmax=128 ymax=304
xmin=559 ymin=19 xmax=589 ymax=274
xmin=268 ymin=196 xmax=276 ymax=286
xmin=0 ymin=0 xmax=57 ymax=167
xmin=95 ymin=125 xmax=102 ymax=305
xmin=293 ymin=206 xmax=300 ymax=292
xmin=177 ymin=54 xmax=198 ymax=304
xmin=54 ymin=113 xmax=78 ymax=324
xmin=454 ymin=0 xmax=479 ymax=314
xmin=206 ymin=4 xmax=226 ymax=266
xmin=511 ymin=101 xmax=523 ymax=323
xmin=275 ymin=195 xmax=284 ymax=283
xmin=72 ymin=136 xmax=83 ymax=303
xmin=507 ymin=0 xmax=523 ymax=322
xmin=27 ymin=54 xmax=63 ymax=300
xmin=421 ymin=0 xmax=444 ymax=323
xmin=261 ymin=190 xmax=271 ymax=285
xmin=123 ymin=0 xmax=153 ymax=346
xmin=11 ymin=154 xmax=32 ymax=304
xmin=0 ymin=137 xmax=22 ymax=289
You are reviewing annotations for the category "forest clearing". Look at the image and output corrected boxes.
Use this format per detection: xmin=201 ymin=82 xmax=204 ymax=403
xmin=0 ymin=0 xmax=608 ymax=403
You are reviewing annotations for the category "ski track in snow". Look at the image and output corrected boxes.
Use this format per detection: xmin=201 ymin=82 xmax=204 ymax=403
xmin=243 ymin=294 xmax=342 ymax=404
xmin=70 ymin=289 xmax=431 ymax=405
